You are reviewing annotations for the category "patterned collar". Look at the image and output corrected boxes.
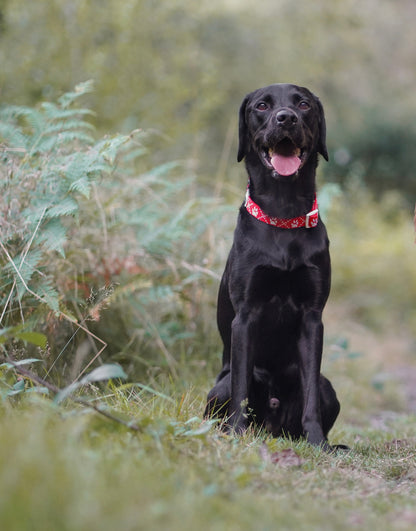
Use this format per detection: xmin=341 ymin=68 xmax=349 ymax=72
xmin=244 ymin=186 xmax=319 ymax=229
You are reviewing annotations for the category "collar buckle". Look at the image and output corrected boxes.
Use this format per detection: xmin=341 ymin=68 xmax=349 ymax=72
xmin=305 ymin=208 xmax=319 ymax=229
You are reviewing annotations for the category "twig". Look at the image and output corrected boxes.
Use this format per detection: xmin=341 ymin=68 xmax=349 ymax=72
xmin=0 ymin=279 xmax=16 ymax=324
xmin=0 ymin=207 xmax=46 ymax=324
xmin=72 ymin=345 xmax=108 ymax=383
xmin=0 ymin=357 xmax=140 ymax=432
xmin=0 ymin=240 xmax=108 ymax=381
xmin=180 ymin=260 xmax=221 ymax=281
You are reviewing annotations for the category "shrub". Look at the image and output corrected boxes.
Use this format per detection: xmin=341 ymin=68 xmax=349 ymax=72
xmin=0 ymin=82 xmax=225 ymax=385
xmin=325 ymin=108 xmax=416 ymax=199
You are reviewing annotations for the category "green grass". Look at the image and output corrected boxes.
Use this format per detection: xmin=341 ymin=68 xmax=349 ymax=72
xmin=1 ymin=368 xmax=416 ymax=531
xmin=2 ymin=88 xmax=416 ymax=531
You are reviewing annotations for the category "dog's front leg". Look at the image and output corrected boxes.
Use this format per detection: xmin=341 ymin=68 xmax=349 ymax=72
xmin=298 ymin=310 xmax=327 ymax=447
xmin=228 ymin=311 xmax=255 ymax=433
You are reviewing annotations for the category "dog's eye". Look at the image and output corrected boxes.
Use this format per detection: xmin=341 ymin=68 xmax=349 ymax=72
xmin=298 ymin=101 xmax=310 ymax=110
xmin=256 ymin=102 xmax=268 ymax=111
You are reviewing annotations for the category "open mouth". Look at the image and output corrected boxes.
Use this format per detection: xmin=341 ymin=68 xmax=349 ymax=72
xmin=261 ymin=138 xmax=305 ymax=176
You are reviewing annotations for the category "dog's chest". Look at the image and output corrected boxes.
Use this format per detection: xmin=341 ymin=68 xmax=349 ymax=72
xmin=247 ymin=263 xmax=316 ymax=307
xmin=230 ymin=226 xmax=329 ymax=308
xmin=238 ymin=226 xmax=320 ymax=271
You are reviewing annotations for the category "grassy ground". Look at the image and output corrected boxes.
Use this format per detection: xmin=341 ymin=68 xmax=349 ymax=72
xmin=2 ymin=86 xmax=416 ymax=530
xmin=1 ymin=313 xmax=416 ymax=531
xmin=1 ymin=181 xmax=416 ymax=530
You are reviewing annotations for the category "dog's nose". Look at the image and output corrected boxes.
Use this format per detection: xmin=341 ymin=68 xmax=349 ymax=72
xmin=276 ymin=109 xmax=298 ymax=126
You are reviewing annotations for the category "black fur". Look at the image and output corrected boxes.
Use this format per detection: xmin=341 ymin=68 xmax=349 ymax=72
xmin=205 ymin=84 xmax=342 ymax=449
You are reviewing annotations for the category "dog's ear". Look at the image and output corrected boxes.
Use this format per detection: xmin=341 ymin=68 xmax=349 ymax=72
xmin=237 ymin=95 xmax=250 ymax=162
xmin=315 ymin=96 xmax=329 ymax=161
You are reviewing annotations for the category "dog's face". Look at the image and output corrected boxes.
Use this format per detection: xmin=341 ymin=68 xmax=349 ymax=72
xmin=238 ymin=84 xmax=328 ymax=177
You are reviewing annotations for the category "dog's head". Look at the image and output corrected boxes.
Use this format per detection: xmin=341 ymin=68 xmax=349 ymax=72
xmin=237 ymin=84 xmax=328 ymax=178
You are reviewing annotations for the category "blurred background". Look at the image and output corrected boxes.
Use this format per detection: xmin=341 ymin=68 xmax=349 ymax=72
xmin=1 ymin=0 xmax=415 ymax=415
xmin=2 ymin=0 xmax=416 ymax=192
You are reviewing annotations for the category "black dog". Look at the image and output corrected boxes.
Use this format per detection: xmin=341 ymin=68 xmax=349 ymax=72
xmin=205 ymin=84 xmax=341 ymax=449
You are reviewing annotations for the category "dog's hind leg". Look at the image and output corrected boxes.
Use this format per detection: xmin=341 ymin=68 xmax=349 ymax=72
xmin=204 ymin=370 xmax=231 ymax=419
xmin=319 ymin=374 xmax=340 ymax=437
xmin=217 ymin=271 xmax=235 ymax=369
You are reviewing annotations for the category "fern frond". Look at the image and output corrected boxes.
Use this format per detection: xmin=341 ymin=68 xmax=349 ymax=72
xmin=92 ymin=135 xmax=131 ymax=165
xmin=36 ymin=277 xmax=60 ymax=313
xmin=68 ymin=176 xmax=92 ymax=198
xmin=3 ymin=249 xmax=43 ymax=293
xmin=1 ymin=82 xmax=217 ymax=377
xmin=58 ymin=80 xmax=95 ymax=109
xmin=56 ymin=152 xmax=110 ymax=183
xmin=38 ymin=133 xmax=96 ymax=153
xmin=0 ymin=104 xmax=40 ymax=122
xmin=0 ymin=105 xmax=45 ymax=141
xmin=22 ymin=203 xmax=53 ymax=225
xmin=45 ymin=197 xmax=78 ymax=219
xmin=43 ymin=120 xmax=95 ymax=136
xmin=35 ymin=219 xmax=68 ymax=257
xmin=41 ymin=102 xmax=96 ymax=121
xmin=0 ymin=122 xmax=27 ymax=150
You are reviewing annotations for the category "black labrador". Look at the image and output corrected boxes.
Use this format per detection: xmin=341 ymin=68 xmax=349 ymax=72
xmin=205 ymin=83 xmax=341 ymax=449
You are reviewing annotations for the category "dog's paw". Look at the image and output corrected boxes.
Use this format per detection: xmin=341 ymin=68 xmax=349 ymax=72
xmin=330 ymin=443 xmax=350 ymax=452
xmin=320 ymin=442 xmax=350 ymax=454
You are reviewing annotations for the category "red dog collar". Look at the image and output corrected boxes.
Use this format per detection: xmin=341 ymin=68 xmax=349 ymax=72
xmin=245 ymin=188 xmax=319 ymax=229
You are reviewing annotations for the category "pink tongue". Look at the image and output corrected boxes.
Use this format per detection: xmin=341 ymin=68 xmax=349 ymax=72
xmin=270 ymin=153 xmax=301 ymax=176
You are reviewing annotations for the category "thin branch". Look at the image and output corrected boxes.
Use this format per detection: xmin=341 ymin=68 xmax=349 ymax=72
xmin=72 ymin=301 xmax=100 ymax=358
xmin=0 ymin=279 xmax=16 ymax=324
xmin=180 ymin=260 xmax=221 ymax=281
xmin=0 ymin=207 xmax=46 ymax=324
xmin=44 ymin=325 xmax=81 ymax=379
xmin=71 ymin=343 xmax=108 ymax=384
xmin=0 ymin=240 xmax=108 ymax=380
xmin=0 ymin=357 xmax=140 ymax=432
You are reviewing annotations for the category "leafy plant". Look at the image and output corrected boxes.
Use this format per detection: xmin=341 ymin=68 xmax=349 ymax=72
xmin=325 ymin=109 xmax=416 ymax=198
xmin=0 ymin=82 xmax=224 ymax=385
xmin=0 ymin=81 xmax=133 ymax=375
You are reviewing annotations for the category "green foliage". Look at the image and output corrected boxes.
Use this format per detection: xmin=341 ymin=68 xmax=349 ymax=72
xmin=1 ymin=0 xmax=416 ymax=190
xmin=0 ymin=377 xmax=415 ymax=531
xmin=1 ymin=80 xmax=415 ymax=387
xmin=0 ymin=83 xmax=224 ymax=383
xmin=0 ymin=81 xmax=130 ymax=349
xmin=326 ymin=187 xmax=416 ymax=330
xmin=0 ymin=357 xmax=126 ymax=401
xmin=0 ymin=4 xmax=415 ymax=526
xmin=54 ymin=363 xmax=127 ymax=404
xmin=325 ymin=110 xmax=416 ymax=197
xmin=0 ymin=327 xmax=47 ymax=348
